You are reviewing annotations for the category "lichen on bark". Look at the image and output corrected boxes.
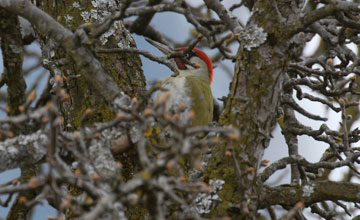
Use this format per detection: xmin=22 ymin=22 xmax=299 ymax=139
xmin=203 ymin=0 xmax=304 ymax=218
xmin=32 ymin=1 xmax=146 ymax=219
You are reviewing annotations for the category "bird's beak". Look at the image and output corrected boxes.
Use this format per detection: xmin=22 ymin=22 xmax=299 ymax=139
xmin=145 ymin=38 xmax=173 ymax=55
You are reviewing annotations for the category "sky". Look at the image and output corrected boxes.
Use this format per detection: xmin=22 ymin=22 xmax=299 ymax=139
xmin=0 ymin=0 xmax=359 ymax=219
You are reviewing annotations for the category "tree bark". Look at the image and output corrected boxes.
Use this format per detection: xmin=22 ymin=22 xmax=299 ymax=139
xmin=204 ymin=1 xmax=305 ymax=218
xmin=1 ymin=1 xmax=146 ymax=219
xmin=34 ymin=0 xmax=145 ymax=129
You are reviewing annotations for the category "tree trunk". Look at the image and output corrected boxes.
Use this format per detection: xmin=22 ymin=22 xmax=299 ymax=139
xmin=34 ymin=0 xmax=145 ymax=129
xmin=204 ymin=1 xmax=304 ymax=218
xmin=3 ymin=1 xmax=146 ymax=219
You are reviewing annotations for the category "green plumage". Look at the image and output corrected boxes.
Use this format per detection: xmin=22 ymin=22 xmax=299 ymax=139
xmin=185 ymin=75 xmax=213 ymax=126
xmin=155 ymin=74 xmax=213 ymax=127
xmin=147 ymin=39 xmax=214 ymax=127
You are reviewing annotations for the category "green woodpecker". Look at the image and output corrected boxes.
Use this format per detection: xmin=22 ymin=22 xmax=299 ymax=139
xmin=147 ymin=39 xmax=214 ymax=127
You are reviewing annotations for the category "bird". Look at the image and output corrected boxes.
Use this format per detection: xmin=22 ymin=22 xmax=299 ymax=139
xmin=146 ymin=38 xmax=214 ymax=127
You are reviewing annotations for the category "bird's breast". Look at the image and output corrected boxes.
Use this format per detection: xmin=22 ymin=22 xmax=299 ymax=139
xmin=154 ymin=76 xmax=192 ymax=125
xmin=154 ymin=75 xmax=213 ymax=127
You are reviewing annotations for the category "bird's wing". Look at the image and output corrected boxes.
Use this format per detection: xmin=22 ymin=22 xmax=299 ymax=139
xmin=184 ymin=75 xmax=213 ymax=126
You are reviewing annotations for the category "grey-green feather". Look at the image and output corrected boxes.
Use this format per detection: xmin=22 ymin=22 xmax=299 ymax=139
xmin=185 ymin=75 xmax=213 ymax=126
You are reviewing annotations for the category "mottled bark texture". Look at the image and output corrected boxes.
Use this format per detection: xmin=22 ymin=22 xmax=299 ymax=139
xmin=33 ymin=1 xmax=146 ymax=219
xmin=263 ymin=180 xmax=360 ymax=208
xmin=204 ymin=1 xmax=305 ymax=218
xmin=0 ymin=8 xmax=26 ymax=118
xmin=34 ymin=0 xmax=145 ymax=130
xmin=0 ymin=8 xmax=36 ymax=220
xmin=1 ymin=1 xmax=145 ymax=219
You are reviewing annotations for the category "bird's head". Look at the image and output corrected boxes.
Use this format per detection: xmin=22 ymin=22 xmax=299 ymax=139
xmin=146 ymin=39 xmax=213 ymax=84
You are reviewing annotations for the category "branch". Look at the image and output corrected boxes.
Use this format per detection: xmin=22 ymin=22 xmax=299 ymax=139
xmin=128 ymin=0 xmax=162 ymax=35
xmin=0 ymin=130 xmax=47 ymax=172
xmin=261 ymin=180 xmax=360 ymax=208
xmin=124 ymin=1 xmax=182 ymax=17
xmin=125 ymin=21 xmax=168 ymax=44
xmin=95 ymin=47 xmax=179 ymax=75
xmin=260 ymin=152 xmax=360 ymax=182
xmin=0 ymin=176 xmax=47 ymax=194
xmin=287 ymin=0 xmax=360 ymax=37
xmin=0 ymin=120 xmax=128 ymax=174
xmin=0 ymin=0 xmax=123 ymax=103
xmin=281 ymin=94 xmax=328 ymax=121
xmin=203 ymin=0 xmax=242 ymax=34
